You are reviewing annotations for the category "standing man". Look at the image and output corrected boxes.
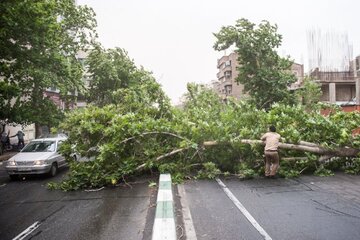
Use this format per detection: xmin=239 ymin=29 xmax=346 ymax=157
xmin=10 ymin=130 xmax=25 ymax=149
xmin=261 ymin=125 xmax=281 ymax=178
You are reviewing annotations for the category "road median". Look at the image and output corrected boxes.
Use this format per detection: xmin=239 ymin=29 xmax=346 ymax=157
xmin=152 ymin=173 xmax=176 ymax=240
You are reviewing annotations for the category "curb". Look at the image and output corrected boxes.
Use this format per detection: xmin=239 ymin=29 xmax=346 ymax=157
xmin=152 ymin=173 xmax=176 ymax=240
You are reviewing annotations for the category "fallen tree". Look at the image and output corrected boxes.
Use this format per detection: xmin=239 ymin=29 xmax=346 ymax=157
xmin=133 ymin=137 xmax=360 ymax=173
xmin=49 ymin=84 xmax=360 ymax=191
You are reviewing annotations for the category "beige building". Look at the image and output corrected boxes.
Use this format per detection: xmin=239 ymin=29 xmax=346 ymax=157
xmin=289 ymin=63 xmax=304 ymax=90
xmin=213 ymin=52 xmax=304 ymax=99
xmin=213 ymin=52 xmax=244 ymax=99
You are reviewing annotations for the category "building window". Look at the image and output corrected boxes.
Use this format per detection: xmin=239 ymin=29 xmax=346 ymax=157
xmin=224 ymin=71 xmax=232 ymax=78
xmin=225 ymin=85 xmax=232 ymax=95
xmin=225 ymin=60 xmax=231 ymax=67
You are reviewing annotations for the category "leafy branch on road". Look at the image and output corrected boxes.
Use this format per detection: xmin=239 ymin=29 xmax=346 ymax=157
xmin=48 ymin=83 xmax=360 ymax=191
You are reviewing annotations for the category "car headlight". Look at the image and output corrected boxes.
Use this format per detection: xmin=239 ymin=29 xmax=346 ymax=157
xmin=34 ymin=160 xmax=46 ymax=165
xmin=7 ymin=160 xmax=16 ymax=166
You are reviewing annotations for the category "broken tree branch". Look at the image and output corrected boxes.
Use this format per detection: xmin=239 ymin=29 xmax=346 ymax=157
xmin=120 ymin=132 xmax=191 ymax=145
xmin=203 ymin=139 xmax=360 ymax=158
xmin=134 ymin=137 xmax=359 ymax=172
xmin=135 ymin=147 xmax=191 ymax=171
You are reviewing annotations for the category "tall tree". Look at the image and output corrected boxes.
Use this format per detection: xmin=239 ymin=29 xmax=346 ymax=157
xmin=213 ymin=18 xmax=296 ymax=109
xmin=86 ymin=46 xmax=162 ymax=107
xmin=0 ymin=0 xmax=97 ymax=135
xmin=296 ymin=76 xmax=322 ymax=110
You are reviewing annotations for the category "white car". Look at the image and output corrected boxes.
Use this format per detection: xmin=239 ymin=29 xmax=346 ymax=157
xmin=5 ymin=136 xmax=67 ymax=180
xmin=71 ymin=146 xmax=97 ymax=162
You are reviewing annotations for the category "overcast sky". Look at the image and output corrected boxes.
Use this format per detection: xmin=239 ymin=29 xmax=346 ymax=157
xmin=78 ymin=0 xmax=360 ymax=104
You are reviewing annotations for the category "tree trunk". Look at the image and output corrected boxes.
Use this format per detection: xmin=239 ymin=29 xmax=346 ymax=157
xmin=203 ymin=139 xmax=360 ymax=158
xmin=133 ymin=136 xmax=359 ymax=172
xmin=35 ymin=123 xmax=42 ymax=138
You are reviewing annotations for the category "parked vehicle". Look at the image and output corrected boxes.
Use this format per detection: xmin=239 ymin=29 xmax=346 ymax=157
xmin=4 ymin=136 xmax=67 ymax=180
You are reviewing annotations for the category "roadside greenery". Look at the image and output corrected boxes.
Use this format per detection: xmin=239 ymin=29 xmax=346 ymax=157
xmin=0 ymin=0 xmax=97 ymax=135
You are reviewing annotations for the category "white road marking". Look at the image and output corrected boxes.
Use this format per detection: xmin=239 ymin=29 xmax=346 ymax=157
xmin=216 ymin=178 xmax=273 ymax=240
xmin=178 ymin=184 xmax=198 ymax=240
xmin=153 ymin=218 xmax=176 ymax=240
xmin=12 ymin=221 xmax=41 ymax=240
xmin=157 ymin=189 xmax=173 ymax=202
xmin=160 ymin=174 xmax=171 ymax=181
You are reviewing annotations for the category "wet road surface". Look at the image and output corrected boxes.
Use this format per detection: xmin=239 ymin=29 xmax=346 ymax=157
xmin=2 ymin=157 xmax=360 ymax=240
xmin=0 ymin=164 xmax=157 ymax=240
xmin=179 ymin=174 xmax=360 ymax=240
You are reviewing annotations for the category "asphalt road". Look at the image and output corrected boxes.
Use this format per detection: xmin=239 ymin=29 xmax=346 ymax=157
xmin=0 ymin=163 xmax=157 ymax=240
xmin=179 ymin=174 xmax=360 ymax=240
xmin=2 ymin=155 xmax=360 ymax=240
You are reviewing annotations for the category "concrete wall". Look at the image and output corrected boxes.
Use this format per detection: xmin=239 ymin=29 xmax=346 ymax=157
xmin=319 ymin=84 xmax=355 ymax=102
xmin=320 ymin=85 xmax=329 ymax=101
xmin=336 ymin=85 xmax=356 ymax=101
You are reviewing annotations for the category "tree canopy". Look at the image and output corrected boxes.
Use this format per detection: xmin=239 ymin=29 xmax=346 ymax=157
xmin=213 ymin=18 xmax=296 ymax=109
xmin=0 ymin=0 xmax=97 ymax=130
xmin=296 ymin=76 xmax=322 ymax=110
xmin=85 ymin=46 xmax=165 ymax=107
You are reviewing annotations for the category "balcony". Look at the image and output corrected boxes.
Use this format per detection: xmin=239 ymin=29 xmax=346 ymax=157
xmin=223 ymin=80 xmax=232 ymax=87
xmin=224 ymin=70 xmax=232 ymax=79
xmin=314 ymin=77 xmax=356 ymax=84
xmin=223 ymin=65 xmax=232 ymax=71
xmin=310 ymin=70 xmax=356 ymax=83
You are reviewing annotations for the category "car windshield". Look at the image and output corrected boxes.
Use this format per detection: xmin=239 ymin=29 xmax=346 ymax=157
xmin=22 ymin=141 xmax=56 ymax=152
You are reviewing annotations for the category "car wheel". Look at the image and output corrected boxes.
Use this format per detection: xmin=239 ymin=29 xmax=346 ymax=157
xmin=9 ymin=175 xmax=19 ymax=181
xmin=48 ymin=163 xmax=58 ymax=177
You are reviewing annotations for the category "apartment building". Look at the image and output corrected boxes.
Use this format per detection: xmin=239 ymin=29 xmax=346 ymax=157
xmin=213 ymin=52 xmax=304 ymax=99
xmin=213 ymin=52 xmax=243 ymax=99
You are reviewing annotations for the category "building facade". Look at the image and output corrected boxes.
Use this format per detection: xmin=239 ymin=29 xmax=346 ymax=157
xmin=310 ymin=56 xmax=360 ymax=105
xmin=289 ymin=63 xmax=304 ymax=90
xmin=213 ymin=52 xmax=304 ymax=99
xmin=213 ymin=52 xmax=244 ymax=99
